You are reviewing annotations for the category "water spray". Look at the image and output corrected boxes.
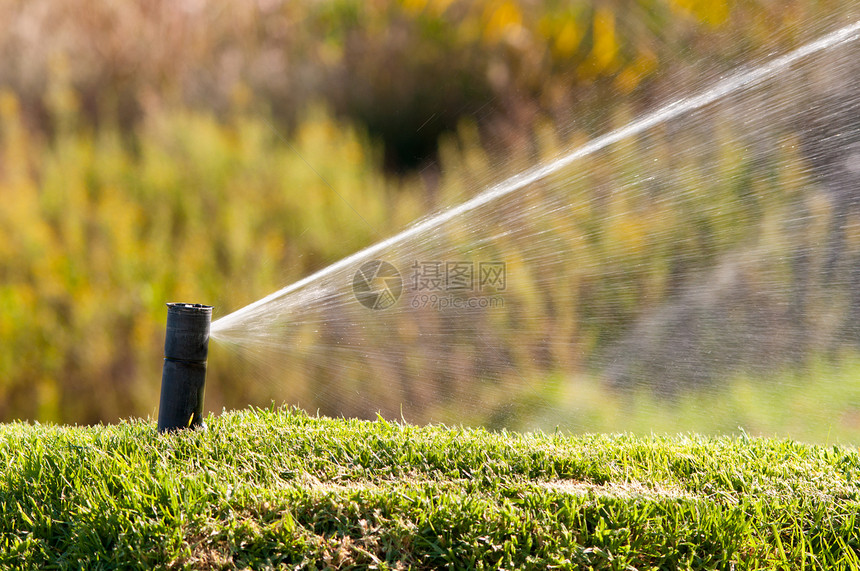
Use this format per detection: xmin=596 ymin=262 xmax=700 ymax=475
xmin=157 ymin=303 xmax=212 ymax=433
xmin=211 ymin=19 xmax=860 ymax=337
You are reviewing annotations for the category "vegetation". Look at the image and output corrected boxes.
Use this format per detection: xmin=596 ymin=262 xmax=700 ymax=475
xmin=5 ymin=0 xmax=848 ymax=169
xmin=0 ymin=84 xmax=838 ymax=427
xmin=0 ymin=0 xmax=859 ymax=425
xmin=1 ymin=407 xmax=859 ymax=569
xmin=0 ymin=100 xmax=422 ymax=423
xmin=484 ymin=356 xmax=860 ymax=445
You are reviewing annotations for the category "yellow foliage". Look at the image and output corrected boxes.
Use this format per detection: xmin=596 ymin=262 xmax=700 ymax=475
xmin=555 ymin=18 xmax=584 ymax=58
xmin=482 ymin=0 xmax=524 ymax=44
xmin=401 ymin=0 xmax=456 ymax=16
xmin=670 ymin=0 xmax=730 ymax=27
xmin=614 ymin=49 xmax=659 ymax=93
xmin=582 ymin=7 xmax=619 ymax=77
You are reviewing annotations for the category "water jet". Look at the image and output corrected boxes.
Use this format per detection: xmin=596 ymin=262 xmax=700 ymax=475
xmin=208 ymin=19 xmax=860 ymax=436
xmin=157 ymin=303 xmax=212 ymax=433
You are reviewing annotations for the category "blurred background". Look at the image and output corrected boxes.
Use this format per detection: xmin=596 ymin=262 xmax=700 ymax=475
xmin=1 ymin=0 xmax=859 ymax=438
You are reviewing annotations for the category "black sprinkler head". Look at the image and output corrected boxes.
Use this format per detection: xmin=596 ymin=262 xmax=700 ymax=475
xmin=157 ymin=303 xmax=212 ymax=433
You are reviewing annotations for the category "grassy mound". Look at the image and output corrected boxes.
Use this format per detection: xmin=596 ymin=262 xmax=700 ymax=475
xmin=1 ymin=407 xmax=859 ymax=569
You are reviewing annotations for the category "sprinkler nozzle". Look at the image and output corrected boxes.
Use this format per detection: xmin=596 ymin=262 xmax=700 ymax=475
xmin=157 ymin=303 xmax=212 ymax=433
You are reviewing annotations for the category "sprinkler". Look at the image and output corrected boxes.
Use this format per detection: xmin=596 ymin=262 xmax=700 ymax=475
xmin=157 ymin=303 xmax=212 ymax=433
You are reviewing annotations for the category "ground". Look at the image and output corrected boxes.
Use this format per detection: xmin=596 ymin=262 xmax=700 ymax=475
xmin=1 ymin=406 xmax=859 ymax=569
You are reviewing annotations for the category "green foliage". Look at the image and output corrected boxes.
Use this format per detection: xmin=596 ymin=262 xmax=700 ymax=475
xmin=0 ymin=80 xmax=848 ymax=425
xmin=1 ymin=408 xmax=859 ymax=568
xmin=0 ymin=95 xmax=423 ymax=423
xmin=0 ymin=0 xmax=858 ymax=425
xmin=478 ymin=356 xmax=860 ymax=445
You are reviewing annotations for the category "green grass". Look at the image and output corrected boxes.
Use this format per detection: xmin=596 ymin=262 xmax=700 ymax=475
xmin=2 ymin=407 xmax=860 ymax=569
xmin=482 ymin=357 xmax=860 ymax=444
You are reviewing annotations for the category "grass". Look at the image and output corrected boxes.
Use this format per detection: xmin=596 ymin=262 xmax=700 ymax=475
xmin=1 ymin=408 xmax=859 ymax=569
xmin=493 ymin=356 xmax=860 ymax=445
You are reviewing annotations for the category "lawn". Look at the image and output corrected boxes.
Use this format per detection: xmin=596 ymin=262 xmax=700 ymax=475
xmin=1 ymin=406 xmax=859 ymax=569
